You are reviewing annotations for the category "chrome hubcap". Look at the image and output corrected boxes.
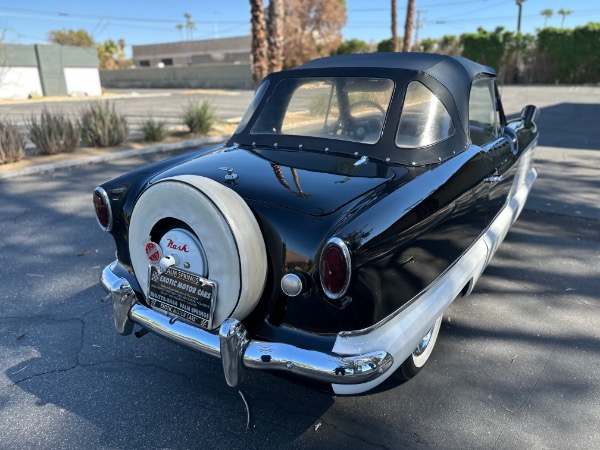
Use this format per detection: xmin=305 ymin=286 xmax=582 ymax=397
xmin=413 ymin=324 xmax=435 ymax=356
xmin=158 ymin=228 xmax=208 ymax=276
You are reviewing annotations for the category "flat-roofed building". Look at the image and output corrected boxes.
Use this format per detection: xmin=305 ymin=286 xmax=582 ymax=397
xmin=132 ymin=36 xmax=251 ymax=68
xmin=0 ymin=43 xmax=100 ymax=99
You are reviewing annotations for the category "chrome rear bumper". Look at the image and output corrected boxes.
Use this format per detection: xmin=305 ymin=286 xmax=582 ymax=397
xmin=101 ymin=261 xmax=393 ymax=387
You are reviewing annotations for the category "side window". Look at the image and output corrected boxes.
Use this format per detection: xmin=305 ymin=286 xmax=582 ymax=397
xmin=469 ymin=78 xmax=500 ymax=146
xmin=396 ymin=81 xmax=455 ymax=148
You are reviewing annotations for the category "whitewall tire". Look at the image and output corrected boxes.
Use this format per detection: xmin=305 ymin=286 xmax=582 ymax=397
xmin=395 ymin=314 xmax=443 ymax=381
xmin=128 ymin=175 xmax=267 ymax=330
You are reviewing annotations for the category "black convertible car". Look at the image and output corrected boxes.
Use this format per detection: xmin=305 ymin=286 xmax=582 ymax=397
xmin=96 ymin=53 xmax=538 ymax=394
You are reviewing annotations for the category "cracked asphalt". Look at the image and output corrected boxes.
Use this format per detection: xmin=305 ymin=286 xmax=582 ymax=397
xmin=1 ymin=86 xmax=599 ymax=449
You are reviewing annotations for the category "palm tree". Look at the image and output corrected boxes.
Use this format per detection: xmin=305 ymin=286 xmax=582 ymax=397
xmin=176 ymin=24 xmax=184 ymax=41
xmin=540 ymin=9 xmax=553 ymax=28
xmin=391 ymin=0 xmax=398 ymax=52
xmin=267 ymin=0 xmax=284 ymax=72
xmin=402 ymin=0 xmax=415 ymax=52
xmin=249 ymin=0 xmax=268 ymax=88
xmin=516 ymin=0 xmax=525 ymax=35
xmin=184 ymin=13 xmax=196 ymax=40
xmin=117 ymin=39 xmax=126 ymax=58
xmin=558 ymin=9 xmax=572 ymax=28
xmin=97 ymin=39 xmax=118 ymax=69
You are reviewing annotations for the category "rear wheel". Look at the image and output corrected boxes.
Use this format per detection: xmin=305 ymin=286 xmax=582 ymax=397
xmin=395 ymin=315 xmax=443 ymax=381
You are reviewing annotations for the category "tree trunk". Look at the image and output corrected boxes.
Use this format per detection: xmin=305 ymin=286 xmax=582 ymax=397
xmin=250 ymin=0 xmax=268 ymax=89
xmin=402 ymin=0 xmax=415 ymax=52
xmin=267 ymin=0 xmax=285 ymax=72
xmin=391 ymin=0 xmax=398 ymax=52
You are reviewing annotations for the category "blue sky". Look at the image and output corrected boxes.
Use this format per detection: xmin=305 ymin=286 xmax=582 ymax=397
xmin=1 ymin=0 xmax=598 ymax=54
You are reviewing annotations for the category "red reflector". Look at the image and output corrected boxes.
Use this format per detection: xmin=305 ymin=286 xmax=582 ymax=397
xmin=320 ymin=245 xmax=347 ymax=296
xmin=93 ymin=189 xmax=110 ymax=230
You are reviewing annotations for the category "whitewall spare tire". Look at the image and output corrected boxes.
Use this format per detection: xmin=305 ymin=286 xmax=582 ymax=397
xmin=129 ymin=175 xmax=267 ymax=329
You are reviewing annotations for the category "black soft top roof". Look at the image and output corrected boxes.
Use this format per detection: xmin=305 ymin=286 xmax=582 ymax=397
xmin=229 ymin=53 xmax=498 ymax=166
xmin=294 ymin=52 xmax=493 ymax=76
xmin=294 ymin=52 xmax=496 ymax=107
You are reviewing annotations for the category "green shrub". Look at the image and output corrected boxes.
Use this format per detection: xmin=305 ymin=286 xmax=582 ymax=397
xmin=0 ymin=120 xmax=25 ymax=164
xmin=141 ymin=118 xmax=166 ymax=142
xmin=377 ymin=37 xmax=402 ymax=52
xmin=336 ymin=38 xmax=370 ymax=55
xmin=80 ymin=102 xmax=128 ymax=147
xmin=183 ymin=100 xmax=215 ymax=134
xmin=28 ymin=110 xmax=80 ymax=155
xmin=538 ymin=23 xmax=600 ymax=83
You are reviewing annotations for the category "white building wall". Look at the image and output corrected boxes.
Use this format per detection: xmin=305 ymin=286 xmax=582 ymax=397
xmin=64 ymin=67 xmax=102 ymax=96
xmin=0 ymin=67 xmax=43 ymax=99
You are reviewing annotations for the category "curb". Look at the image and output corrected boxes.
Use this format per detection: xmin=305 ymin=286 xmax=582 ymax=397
xmin=0 ymin=135 xmax=230 ymax=181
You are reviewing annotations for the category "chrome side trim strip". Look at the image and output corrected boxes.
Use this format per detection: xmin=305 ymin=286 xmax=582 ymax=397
xmin=339 ymin=162 xmax=538 ymax=339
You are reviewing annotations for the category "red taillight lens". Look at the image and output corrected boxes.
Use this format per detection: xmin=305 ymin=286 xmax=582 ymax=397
xmin=320 ymin=239 xmax=350 ymax=299
xmin=93 ymin=188 xmax=112 ymax=231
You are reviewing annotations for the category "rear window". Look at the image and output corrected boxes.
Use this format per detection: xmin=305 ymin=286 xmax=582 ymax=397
xmin=234 ymin=80 xmax=270 ymax=134
xmin=396 ymin=81 xmax=455 ymax=148
xmin=251 ymin=77 xmax=394 ymax=145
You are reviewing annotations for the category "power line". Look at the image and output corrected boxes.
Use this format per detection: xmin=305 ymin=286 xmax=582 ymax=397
xmin=0 ymin=10 xmax=176 ymax=30
xmin=349 ymin=0 xmax=490 ymax=13
xmin=433 ymin=0 xmax=510 ymax=21
xmin=0 ymin=6 xmax=181 ymax=24
xmin=344 ymin=8 xmax=600 ymax=27
xmin=0 ymin=6 xmax=248 ymax=27
xmin=433 ymin=9 xmax=600 ymax=24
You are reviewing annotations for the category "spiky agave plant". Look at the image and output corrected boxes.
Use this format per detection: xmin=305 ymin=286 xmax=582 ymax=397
xmin=141 ymin=117 xmax=166 ymax=142
xmin=80 ymin=102 xmax=128 ymax=147
xmin=183 ymin=100 xmax=215 ymax=135
xmin=27 ymin=109 xmax=80 ymax=155
xmin=0 ymin=119 xmax=25 ymax=164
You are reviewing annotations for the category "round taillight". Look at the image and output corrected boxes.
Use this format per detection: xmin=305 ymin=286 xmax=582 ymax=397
xmin=93 ymin=187 xmax=113 ymax=231
xmin=320 ymin=237 xmax=351 ymax=299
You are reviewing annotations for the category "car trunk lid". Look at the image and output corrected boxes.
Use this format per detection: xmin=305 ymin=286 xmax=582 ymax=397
xmin=154 ymin=146 xmax=396 ymax=217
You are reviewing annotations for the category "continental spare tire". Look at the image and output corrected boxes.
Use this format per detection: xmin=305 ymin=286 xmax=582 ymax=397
xmin=129 ymin=175 xmax=267 ymax=330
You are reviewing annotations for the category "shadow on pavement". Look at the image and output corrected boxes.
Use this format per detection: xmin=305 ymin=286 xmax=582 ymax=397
xmin=508 ymin=102 xmax=600 ymax=150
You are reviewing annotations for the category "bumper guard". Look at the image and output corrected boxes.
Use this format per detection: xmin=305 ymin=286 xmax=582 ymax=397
xmin=101 ymin=261 xmax=393 ymax=387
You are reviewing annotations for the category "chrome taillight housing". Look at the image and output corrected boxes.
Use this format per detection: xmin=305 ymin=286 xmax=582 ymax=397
xmin=93 ymin=187 xmax=113 ymax=231
xmin=320 ymin=237 xmax=351 ymax=300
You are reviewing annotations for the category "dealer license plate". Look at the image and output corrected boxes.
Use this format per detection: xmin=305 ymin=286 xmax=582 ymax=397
xmin=147 ymin=266 xmax=217 ymax=330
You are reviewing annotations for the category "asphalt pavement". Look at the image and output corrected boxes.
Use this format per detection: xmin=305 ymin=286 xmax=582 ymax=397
xmin=0 ymin=88 xmax=255 ymax=127
xmin=0 ymin=86 xmax=598 ymax=449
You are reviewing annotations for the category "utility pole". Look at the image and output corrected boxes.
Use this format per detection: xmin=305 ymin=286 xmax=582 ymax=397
xmin=516 ymin=0 xmax=524 ymax=35
xmin=414 ymin=9 xmax=424 ymax=50
xmin=514 ymin=0 xmax=525 ymax=84
xmin=391 ymin=0 xmax=398 ymax=52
